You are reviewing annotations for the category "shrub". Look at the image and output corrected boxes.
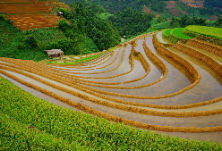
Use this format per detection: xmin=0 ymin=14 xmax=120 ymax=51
xmin=59 ymin=8 xmax=70 ymax=19
xmin=24 ymin=35 xmax=38 ymax=48
xmin=17 ymin=42 xmax=27 ymax=50
xmin=58 ymin=19 xmax=69 ymax=31
xmin=80 ymin=48 xmax=90 ymax=55
xmin=0 ymin=13 xmax=7 ymax=21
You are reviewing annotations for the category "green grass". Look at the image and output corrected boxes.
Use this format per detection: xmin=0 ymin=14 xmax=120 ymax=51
xmin=171 ymin=28 xmax=192 ymax=40
xmin=150 ymin=19 xmax=158 ymax=26
xmin=96 ymin=13 xmax=113 ymax=20
xmin=148 ymin=20 xmax=171 ymax=31
xmin=0 ymin=75 xmax=222 ymax=150
xmin=163 ymin=29 xmax=172 ymax=36
xmin=184 ymin=25 xmax=222 ymax=40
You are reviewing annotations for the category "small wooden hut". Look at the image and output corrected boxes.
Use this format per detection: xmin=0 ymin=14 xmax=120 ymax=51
xmin=44 ymin=49 xmax=64 ymax=60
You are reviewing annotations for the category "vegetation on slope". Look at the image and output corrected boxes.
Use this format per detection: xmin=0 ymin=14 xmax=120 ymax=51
xmin=163 ymin=29 xmax=172 ymax=36
xmin=58 ymin=0 xmax=222 ymax=20
xmin=66 ymin=2 xmax=121 ymax=51
xmin=58 ymin=0 xmax=169 ymax=14
xmin=0 ymin=17 xmax=100 ymax=61
xmin=172 ymin=28 xmax=192 ymax=39
xmin=1 ymin=76 xmax=222 ymax=150
xmin=0 ymin=0 xmax=121 ymax=61
xmin=214 ymin=16 xmax=222 ymax=28
xmin=183 ymin=25 xmax=222 ymax=44
xmin=108 ymin=8 xmax=153 ymax=39
xmin=0 ymin=112 xmax=90 ymax=150
xmin=162 ymin=28 xmax=192 ymax=44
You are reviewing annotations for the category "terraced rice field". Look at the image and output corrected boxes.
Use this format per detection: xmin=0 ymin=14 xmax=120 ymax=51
xmin=164 ymin=1 xmax=186 ymax=16
xmin=0 ymin=0 xmax=69 ymax=30
xmin=1 ymin=32 xmax=222 ymax=143
xmin=8 ymin=14 xmax=60 ymax=30
xmin=179 ymin=0 xmax=204 ymax=8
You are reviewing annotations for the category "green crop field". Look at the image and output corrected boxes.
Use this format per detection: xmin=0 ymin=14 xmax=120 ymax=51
xmin=162 ymin=28 xmax=192 ymax=44
xmin=1 ymin=76 xmax=221 ymax=150
xmin=163 ymin=29 xmax=172 ymax=36
xmin=184 ymin=25 xmax=222 ymax=40
xmin=171 ymin=28 xmax=192 ymax=40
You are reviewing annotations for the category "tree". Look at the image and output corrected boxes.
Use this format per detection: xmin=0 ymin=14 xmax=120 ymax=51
xmin=214 ymin=16 xmax=222 ymax=27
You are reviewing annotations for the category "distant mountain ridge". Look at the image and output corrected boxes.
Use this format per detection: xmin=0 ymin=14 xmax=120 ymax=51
xmin=58 ymin=0 xmax=222 ymax=19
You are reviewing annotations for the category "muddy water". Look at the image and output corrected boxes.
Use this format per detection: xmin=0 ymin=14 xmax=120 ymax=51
xmin=84 ymin=57 xmax=145 ymax=84
xmin=50 ymin=48 xmax=119 ymax=73
xmin=90 ymin=38 xmax=192 ymax=96
xmin=81 ymin=45 xmax=133 ymax=81
xmin=67 ymin=46 xmax=125 ymax=77
xmin=101 ymin=39 xmax=222 ymax=106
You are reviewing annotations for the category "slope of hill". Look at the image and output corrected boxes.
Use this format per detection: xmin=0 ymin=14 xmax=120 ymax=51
xmin=58 ymin=0 xmax=222 ymax=20
xmin=0 ymin=0 xmax=69 ymax=30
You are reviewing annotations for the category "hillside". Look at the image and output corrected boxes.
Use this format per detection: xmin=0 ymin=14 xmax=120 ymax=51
xmin=0 ymin=1 xmax=121 ymax=62
xmin=58 ymin=0 xmax=222 ymax=19
xmin=0 ymin=0 xmax=70 ymax=30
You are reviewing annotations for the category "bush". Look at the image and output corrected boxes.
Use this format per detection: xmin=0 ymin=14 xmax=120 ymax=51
xmin=80 ymin=48 xmax=91 ymax=55
xmin=58 ymin=19 xmax=69 ymax=31
xmin=17 ymin=42 xmax=27 ymax=50
xmin=25 ymin=35 xmax=38 ymax=48
xmin=59 ymin=8 xmax=70 ymax=19
xmin=0 ymin=13 xmax=7 ymax=21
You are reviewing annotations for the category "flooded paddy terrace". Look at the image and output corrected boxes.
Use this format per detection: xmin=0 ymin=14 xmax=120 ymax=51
xmin=0 ymin=32 xmax=222 ymax=143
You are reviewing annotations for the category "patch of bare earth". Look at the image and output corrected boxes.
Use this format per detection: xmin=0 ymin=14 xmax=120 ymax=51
xmin=0 ymin=0 xmax=69 ymax=30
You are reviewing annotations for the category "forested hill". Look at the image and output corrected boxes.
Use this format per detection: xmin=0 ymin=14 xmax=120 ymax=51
xmin=59 ymin=0 xmax=168 ymax=14
xmin=204 ymin=0 xmax=222 ymax=9
xmin=59 ymin=0 xmax=222 ymax=19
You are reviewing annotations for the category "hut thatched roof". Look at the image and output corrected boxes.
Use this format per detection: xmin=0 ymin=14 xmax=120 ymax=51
xmin=44 ymin=49 xmax=64 ymax=56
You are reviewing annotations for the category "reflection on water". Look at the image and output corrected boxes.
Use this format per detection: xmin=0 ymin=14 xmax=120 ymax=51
xmin=1 ymin=35 xmax=222 ymax=144
xmin=169 ymin=46 xmax=222 ymax=85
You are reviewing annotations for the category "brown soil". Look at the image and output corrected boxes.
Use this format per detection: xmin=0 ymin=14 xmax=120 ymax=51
xmin=0 ymin=0 xmax=69 ymax=30
xmin=179 ymin=0 xmax=204 ymax=8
